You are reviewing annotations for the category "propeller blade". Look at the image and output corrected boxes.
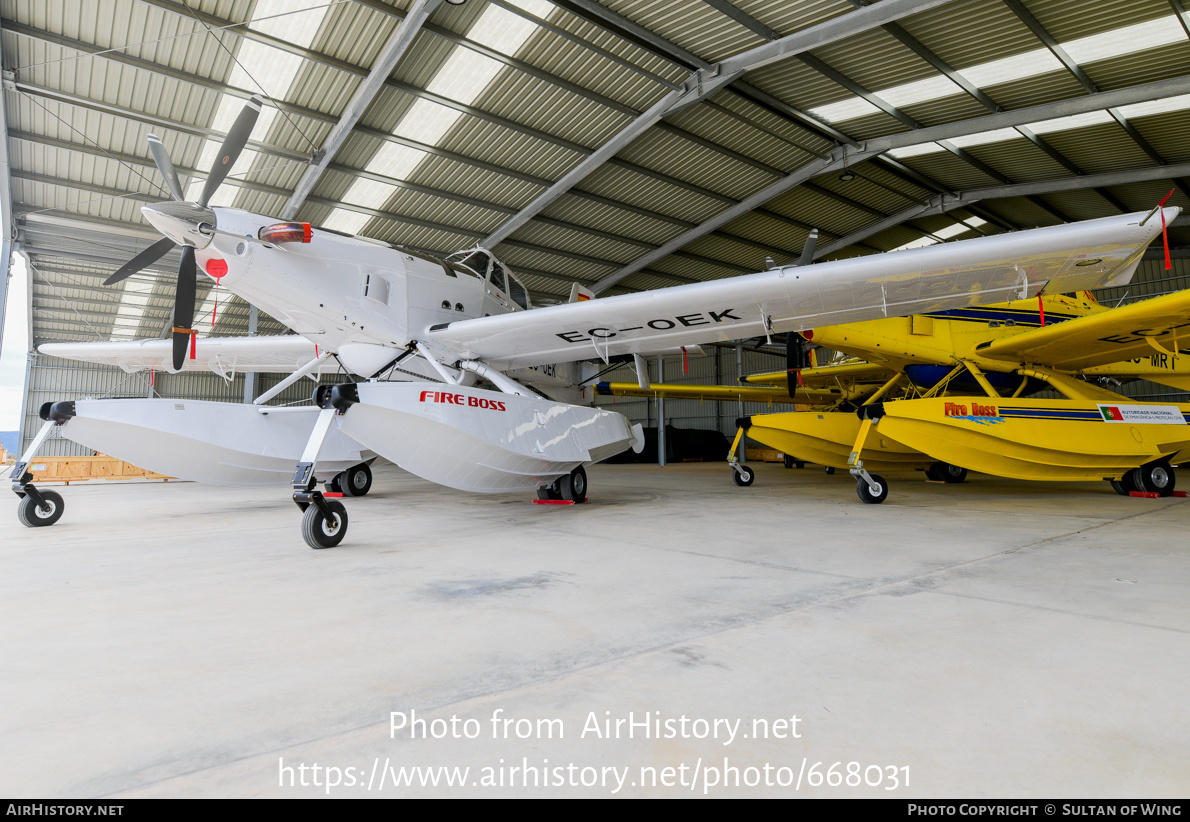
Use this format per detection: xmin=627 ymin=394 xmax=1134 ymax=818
xmin=786 ymin=333 xmax=812 ymax=398
xmin=171 ymin=246 xmax=198 ymax=371
xmin=797 ymin=228 xmax=819 ymax=267
xmin=103 ymin=237 xmax=177 ymax=285
xmin=147 ymin=134 xmax=184 ymax=202
xmin=198 ymin=94 xmax=263 ymax=208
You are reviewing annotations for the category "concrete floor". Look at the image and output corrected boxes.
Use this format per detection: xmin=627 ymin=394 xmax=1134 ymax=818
xmin=2 ymin=460 xmax=1187 ymax=798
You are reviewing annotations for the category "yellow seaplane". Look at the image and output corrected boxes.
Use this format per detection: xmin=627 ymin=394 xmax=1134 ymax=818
xmin=599 ymin=289 xmax=1190 ymax=503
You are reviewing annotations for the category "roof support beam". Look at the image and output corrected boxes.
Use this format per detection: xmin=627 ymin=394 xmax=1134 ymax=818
xmin=12 ymin=130 xmax=799 ymax=267
xmin=8 ymin=27 xmax=818 ymax=244
xmin=815 ymin=161 xmax=1190 ymax=257
xmin=0 ymin=28 xmax=18 ymax=360
xmin=1002 ymin=0 xmax=1190 ymax=199
xmin=280 ymin=0 xmax=446 ymax=219
xmin=590 ymin=73 xmax=1190 ymax=293
xmin=481 ymin=0 xmax=956 ymax=247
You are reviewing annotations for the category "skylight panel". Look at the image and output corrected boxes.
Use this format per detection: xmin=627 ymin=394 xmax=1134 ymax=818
xmin=335 ymin=0 xmax=550 ymax=236
xmin=469 ymin=0 xmax=552 ymax=55
xmin=428 ymin=48 xmax=506 ymax=106
xmin=879 ymin=75 xmax=959 ymax=110
xmin=184 ymin=1 xmax=328 ymax=206
xmin=809 ymin=14 xmax=1188 ymax=128
xmin=890 ymin=217 xmax=985 ymax=252
xmin=393 ymin=99 xmax=467 ymax=147
xmin=1062 ymin=15 xmax=1185 ymax=64
xmin=324 ymin=209 xmax=371 ymax=235
xmin=1117 ymin=93 xmax=1190 ymax=119
xmin=948 ymin=127 xmax=1023 ymax=149
xmin=811 ymin=97 xmax=881 ymax=124
xmin=1027 ymin=110 xmax=1113 ymax=134
xmin=958 ymin=48 xmax=1061 ymax=89
xmin=343 ymin=178 xmax=400 ymax=210
xmin=110 ymin=279 xmax=155 ymax=340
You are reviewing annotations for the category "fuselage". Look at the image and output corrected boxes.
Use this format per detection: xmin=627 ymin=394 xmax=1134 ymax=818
xmin=142 ymin=203 xmax=538 ymax=380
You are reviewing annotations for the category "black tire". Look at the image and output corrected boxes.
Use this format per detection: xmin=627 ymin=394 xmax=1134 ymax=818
xmin=783 ymin=454 xmax=794 ymax=469
xmin=940 ymin=463 xmax=967 ymax=484
xmin=557 ymin=466 xmax=588 ymax=502
xmin=339 ymin=463 xmax=373 ymax=497
xmin=925 ymin=463 xmax=942 ymax=482
xmin=1109 ymin=477 xmax=1135 ymax=496
xmin=824 ymin=466 xmax=835 ymax=475
xmin=1131 ymin=460 xmax=1176 ymax=497
xmin=733 ymin=465 xmax=755 ymax=487
xmin=537 ymin=486 xmax=557 ymax=500
xmin=301 ymin=500 xmax=348 ymax=549
xmin=856 ymin=474 xmax=888 ymax=504
xmin=569 ymin=466 xmax=587 ymax=501
xmin=17 ymin=490 xmax=64 ymax=527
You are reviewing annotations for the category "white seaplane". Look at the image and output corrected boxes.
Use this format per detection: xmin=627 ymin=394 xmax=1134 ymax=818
xmin=12 ymin=96 xmax=1178 ymax=547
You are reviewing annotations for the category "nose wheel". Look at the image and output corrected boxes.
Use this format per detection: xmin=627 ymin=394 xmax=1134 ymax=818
xmin=17 ymin=489 xmax=65 ymax=527
xmin=854 ymin=473 xmax=888 ymax=504
xmin=301 ymin=498 xmax=348 ymax=549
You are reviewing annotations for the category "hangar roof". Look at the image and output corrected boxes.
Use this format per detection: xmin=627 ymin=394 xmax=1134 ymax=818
xmin=5 ymin=0 xmax=1190 ymax=345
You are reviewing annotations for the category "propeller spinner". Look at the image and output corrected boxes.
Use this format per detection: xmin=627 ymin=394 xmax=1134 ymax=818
xmin=107 ymin=95 xmax=263 ymax=370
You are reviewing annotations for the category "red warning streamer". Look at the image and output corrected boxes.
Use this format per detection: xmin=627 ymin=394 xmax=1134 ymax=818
xmin=190 ymin=332 xmax=197 ymax=360
xmin=1158 ymin=189 xmax=1175 ymax=271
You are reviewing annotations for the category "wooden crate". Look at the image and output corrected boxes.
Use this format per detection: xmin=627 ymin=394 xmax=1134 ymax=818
xmin=23 ymin=454 xmax=172 ymax=484
xmin=750 ymin=449 xmax=787 ymax=463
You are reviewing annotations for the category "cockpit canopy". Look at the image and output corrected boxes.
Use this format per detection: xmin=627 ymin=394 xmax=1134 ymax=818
xmin=446 ymin=248 xmax=531 ymax=310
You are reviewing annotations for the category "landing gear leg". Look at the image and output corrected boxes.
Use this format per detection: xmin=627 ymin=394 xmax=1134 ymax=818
xmin=12 ymin=418 xmax=67 ymax=528
xmin=848 ymin=408 xmax=888 ymax=504
xmin=726 ymin=425 xmax=755 ymax=487
xmin=293 ymin=403 xmax=349 ymax=549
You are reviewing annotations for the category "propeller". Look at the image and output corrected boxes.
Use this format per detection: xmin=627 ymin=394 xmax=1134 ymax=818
xmin=108 ymin=95 xmax=263 ymax=370
xmin=797 ymin=228 xmax=818 ymax=267
xmin=786 ymin=331 xmax=813 ymax=398
xmin=147 ymin=134 xmax=184 ymax=202
xmin=103 ymin=237 xmax=177 ymax=286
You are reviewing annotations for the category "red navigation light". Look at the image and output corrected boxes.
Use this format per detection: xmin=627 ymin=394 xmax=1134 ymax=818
xmin=258 ymin=222 xmax=312 ymax=244
xmin=206 ymin=258 xmax=228 ymax=278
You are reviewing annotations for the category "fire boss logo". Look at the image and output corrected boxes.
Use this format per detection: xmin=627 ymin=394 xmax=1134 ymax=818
xmin=555 ymin=308 xmax=741 ymax=343
xmin=419 ymin=390 xmax=507 ymax=411
xmin=942 ymin=400 xmax=1003 ymax=426
xmin=945 ymin=401 xmax=999 ymax=419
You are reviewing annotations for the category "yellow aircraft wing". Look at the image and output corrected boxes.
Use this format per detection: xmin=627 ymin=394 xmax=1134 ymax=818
xmin=593 ymin=382 xmax=859 ymax=405
xmin=974 ymin=289 xmax=1190 ymax=370
xmin=741 ymin=360 xmax=895 ymax=388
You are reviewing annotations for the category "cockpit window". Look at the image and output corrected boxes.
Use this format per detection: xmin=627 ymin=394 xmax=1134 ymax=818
xmin=508 ymin=275 xmax=530 ymax=309
xmin=489 ymin=261 xmax=507 ymax=293
xmin=449 ymin=249 xmax=490 ymax=280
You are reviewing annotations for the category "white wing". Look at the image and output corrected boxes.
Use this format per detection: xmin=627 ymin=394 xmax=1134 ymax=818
xmin=428 ymin=209 xmax=1172 ymax=369
xmin=39 ymin=335 xmax=330 ymax=376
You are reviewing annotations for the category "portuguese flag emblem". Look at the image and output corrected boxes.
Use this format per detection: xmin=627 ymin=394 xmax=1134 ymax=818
xmin=1101 ymin=406 xmax=1124 ymax=421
